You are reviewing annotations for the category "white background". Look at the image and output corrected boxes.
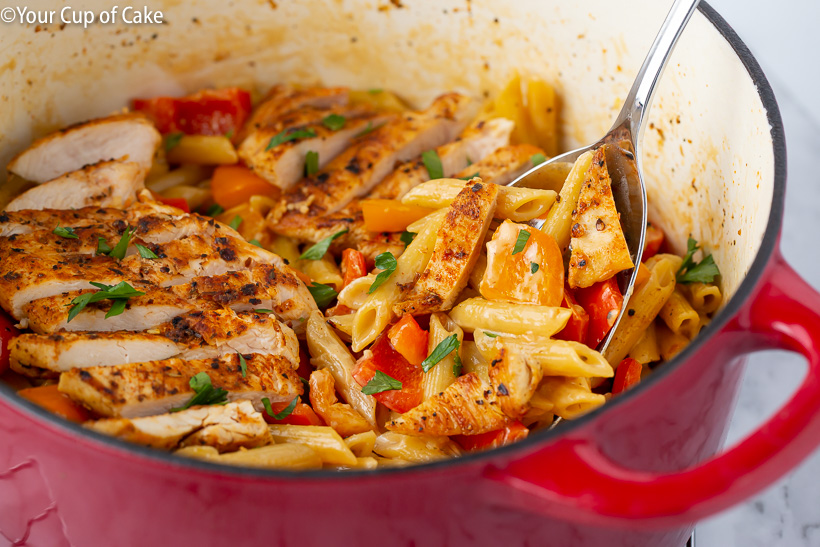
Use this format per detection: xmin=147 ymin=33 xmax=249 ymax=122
xmin=697 ymin=0 xmax=820 ymax=545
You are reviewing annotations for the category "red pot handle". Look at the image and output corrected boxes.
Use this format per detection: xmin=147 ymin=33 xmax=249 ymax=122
xmin=485 ymin=253 xmax=820 ymax=527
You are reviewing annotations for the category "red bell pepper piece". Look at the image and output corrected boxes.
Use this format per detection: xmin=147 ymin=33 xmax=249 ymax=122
xmin=453 ymin=421 xmax=529 ymax=452
xmin=352 ymin=332 xmax=423 ymax=413
xmin=574 ymin=278 xmax=624 ymax=349
xmin=642 ymin=223 xmax=665 ymax=261
xmin=612 ymin=358 xmax=643 ymax=395
xmin=263 ymin=400 xmax=324 ymax=426
xmin=0 ymin=310 xmax=20 ymax=375
xmin=133 ymin=88 xmax=252 ymax=136
xmin=341 ymin=249 xmax=367 ymax=288
xmin=554 ymin=287 xmax=590 ymax=344
xmin=387 ymin=315 xmax=428 ymax=367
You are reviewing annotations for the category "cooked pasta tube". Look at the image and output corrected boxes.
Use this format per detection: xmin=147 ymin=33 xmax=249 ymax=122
xmin=268 ymin=424 xmax=358 ymax=466
xmin=401 ymin=179 xmax=557 ymax=222
xmin=146 ymin=165 xmax=210 ymax=193
xmin=324 ymin=457 xmax=379 ymax=470
xmin=406 ymin=208 xmax=448 ymax=234
xmin=269 ymin=234 xmax=301 ymax=264
xmin=372 ymin=432 xmax=460 ymax=463
xmin=682 ymin=282 xmax=723 ymax=315
xmin=542 ymin=150 xmax=594 ymax=253
xmin=656 ymin=322 xmax=689 ymax=360
xmin=448 ymin=297 xmax=570 ymax=337
xmin=352 ymin=211 xmax=444 ymax=351
xmin=461 ymin=340 xmax=490 ymax=385
xmin=469 ymin=252 xmax=488 ymax=291
xmin=160 ymin=185 xmax=210 ymax=211
xmin=307 ymin=311 xmax=377 ymax=426
xmin=499 ymin=338 xmax=614 ymax=378
xmin=176 ymin=444 xmax=323 ymax=470
xmin=344 ymin=430 xmax=377 ymax=458
xmin=165 ymin=135 xmax=238 ymax=165
xmin=659 ymin=288 xmax=699 ymax=339
xmin=538 ymin=377 xmax=606 ymax=420
xmin=627 ymin=322 xmax=660 ymax=364
xmin=422 ymin=313 xmax=463 ymax=401
xmin=604 ymin=254 xmax=681 ymax=365
xmin=297 ymin=256 xmax=344 ymax=290
xmin=327 ymin=313 xmax=355 ymax=339
xmin=337 ymin=273 xmax=377 ymax=311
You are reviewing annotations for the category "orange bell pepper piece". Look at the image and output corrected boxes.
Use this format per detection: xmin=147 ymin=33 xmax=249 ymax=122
xmin=211 ymin=165 xmax=279 ymax=209
xmin=360 ymin=199 xmax=434 ymax=233
xmin=17 ymin=385 xmax=90 ymax=423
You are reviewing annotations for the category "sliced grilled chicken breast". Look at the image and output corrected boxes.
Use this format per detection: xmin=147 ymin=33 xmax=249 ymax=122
xmin=119 ymin=233 xmax=284 ymax=287
xmin=394 ymin=180 xmax=499 ymax=315
xmin=0 ymin=197 xmax=181 ymax=237
xmin=0 ymin=254 xmax=130 ymax=320
xmin=6 ymin=160 xmax=145 ymax=212
xmin=85 ymin=400 xmax=272 ymax=452
xmin=11 ymin=309 xmax=299 ymax=375
xmin=59 ymin=353 xmax=302 ymax=418
xmin=7 ymin=113 xmax=160 ymax=183
xmin=369 ymin=117 xmax=514 ymax=200
xmin=454 ymin=143 xmax=544 ymax=186
xmin=23 ymin=286 xmax=200 ymax=334
xmin=239 ymin=113 xmax=391 ymax=190
xmin=23 ymin=263 xmax=316 ymax=334
xmin=265 ymin=117 xmax=514 ymax=258
xmin=235 ymin=85 xmax=349 ymax=143
xmin=386 ymin=373 xmax=508 ymax=436
xmin=170 ymin=265 xmax=317 ymax=331
xmin=271 ymin=93 xmax=474 ymax=232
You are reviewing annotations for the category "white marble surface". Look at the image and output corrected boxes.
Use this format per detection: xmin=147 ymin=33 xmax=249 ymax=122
xmin=697 ymin=1 xmax=820 ymax=545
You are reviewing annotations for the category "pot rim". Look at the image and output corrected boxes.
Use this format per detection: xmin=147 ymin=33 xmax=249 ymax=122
xmin=0 ymin=0 xmax=787 ymax=481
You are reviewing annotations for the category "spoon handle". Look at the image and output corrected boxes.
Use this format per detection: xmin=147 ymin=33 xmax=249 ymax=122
xmin=609 ymin=0 xmax=701 ymax=142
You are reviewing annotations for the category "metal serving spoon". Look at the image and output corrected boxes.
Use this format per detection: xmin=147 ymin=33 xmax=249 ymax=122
xmin=509 ymin=0 xmax=701 ymax=355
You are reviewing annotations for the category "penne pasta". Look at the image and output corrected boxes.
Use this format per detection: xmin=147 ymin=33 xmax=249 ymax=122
xmin=307 ymin=311 xmax=377 ymax=426
xmin=324 ymin=456 xmax=379 ymax=470
xmin=656 ymin=322 xmax=690 ymax=361
xmin=352 ymin=210 xmax=444 ymax=351
xmin=165 ymin=135 xmax=238 ymax=165
xmin=538 ymin=377 xmax=606 ymax=420
xmin=682 ymin=282 xmax=723 ymax=315
xmin=448 ymin=297 xmax=570 ymax=337
xmin=659 ymin=288 xmax=700 ymax=339
xmin=461 ymin=340 xmax=490 ymax=385
xmin=627 ymin=322 xmax=660 ymax=364
xmin=268 ymin=424 xmax=358 ymax=466
xmin=499 ymin=337 xmax=614 ymax=378
xmin=406 ymin=207 xmax=448 ymax=234
xmin=327 ymin=313 xmax=355 ymax=339
xmin=337 ymin=273 xmax=377 ymax=311
xmin=176 ymin=444 xmax=324 ymax=470
xmin=401 ymin=179 xmax=557 ymax=222
xmin=469 ymin=252 xmax=488 ymax=292
xmin=604 ymin=253 xmax=682 ymax=365
xmin=422 ymin=313 xmax=463 ymax=401
xmin=373 ymin=431 xmax=460 ymax=463
xmin=298 ymin=256 xmax=344 ymax=291
xmin=542 ymin=150 xmax=594 ymax=253
xmin=145 ymin=164 xmax=211 ymax=193
xmin=344 ymin=430 xmax=377 ymax=458
xmin=269 ymin=234 xmax=302 ymax=264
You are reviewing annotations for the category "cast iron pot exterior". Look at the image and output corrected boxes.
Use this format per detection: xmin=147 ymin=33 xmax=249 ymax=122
xmin=2 ymin=3 xmax=819 ymax=547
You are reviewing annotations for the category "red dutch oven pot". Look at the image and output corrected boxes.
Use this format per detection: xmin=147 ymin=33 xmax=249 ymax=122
xmin=0 ymin=2 xmax=817 ymax=546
